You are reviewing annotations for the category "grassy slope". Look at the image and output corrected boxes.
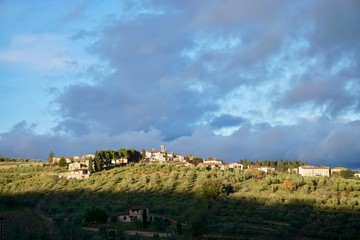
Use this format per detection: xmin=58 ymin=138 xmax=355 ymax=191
xmin=1 ymin=163 xmax=360 ymax=239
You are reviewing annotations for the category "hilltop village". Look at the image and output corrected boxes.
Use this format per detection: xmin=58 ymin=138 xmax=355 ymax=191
xmin=49 ymin=145 xmax=360 ymax=180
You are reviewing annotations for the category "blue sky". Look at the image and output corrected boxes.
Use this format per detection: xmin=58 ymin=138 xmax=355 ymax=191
xmin=0 ymin=0 xmax=360 ymax=169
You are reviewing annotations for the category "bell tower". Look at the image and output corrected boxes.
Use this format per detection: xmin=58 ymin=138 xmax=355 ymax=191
xmin=161 ymin=144 xmax=166 ymax=153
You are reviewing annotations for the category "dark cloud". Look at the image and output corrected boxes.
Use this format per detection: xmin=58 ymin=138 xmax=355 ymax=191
xmin=55 ymin=0 xmax=294 ymax=139
xmin=1 ymin=118 xmax=360 ymax=170
xmin=55 ymin=77 xmax=217 ymax=140
xmin=53 ymin=119 xmax=91 ymax=136
xmin=309 ymin=0 xmax=360 ymax=58
xmin=0 ymin=121 xmax=164 ymax=160
xmin=279 ymin=76 xmax=358 ymax=116
xmin=210 ymin=114 xmax=245 ymax=129
xmin=0 ymin=121 xmax=64 ymax=159
xmin=169 ymin=117 xmax=360 ymax=169
xmin=274 ymin=0 xmax=360 ymax=117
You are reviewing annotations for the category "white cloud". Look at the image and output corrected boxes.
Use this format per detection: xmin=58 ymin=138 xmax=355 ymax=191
xmin=0 ymin=33 xmax=97 ymax=72
xmin=0 ymin=33 xmax=66 ymax=70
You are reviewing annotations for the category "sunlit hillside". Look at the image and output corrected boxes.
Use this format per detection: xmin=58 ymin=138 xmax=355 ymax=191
xmin=1 ymin=162 xmax=360 ymax=239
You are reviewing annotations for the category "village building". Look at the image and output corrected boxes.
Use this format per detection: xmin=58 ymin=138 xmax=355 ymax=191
xmin=166 ymin=152 xmax=176 ymax=161
xmin=228 ymin=163 xmax=244 ymax=170
xmin=197 ymin=158 xmax=225 ymax=170
xmin=53 ymin=153 xmax=95 ymax=165
xmin=58 ymin=162 xmax=90 ymax=179
xmin=287 ymin=168 xmax=299 ymax=174
xmin=117 ymin=206 xmax=155 ymax=223
xmin=259 ymin=166 xmax=275 ymax=173
xmin=353 ymin=171 xmax=360 ymax=178
xmin=298 ymin=165 xmax=330 ymax=177
xmin=145 ymin=149 xmax=166 ymax=162
xmin=67 ymin=169 xmax=90 ymax=179
xmin=331 ymin=167 xmax=349 ymax=175
xmin=204 ymin=158 xmax=223 ymax=165
xmin=172 ymin=154 xmax=185 ymax=162
xmin=145 ymin=145 xmax=178 ymax=162
xmin=111 ymin=158 xmax=128 ymax=165
xmin=68 ymin=162 xmax=88 ymax=171
xmin=248 ymin=165 xmax=275 ymax=173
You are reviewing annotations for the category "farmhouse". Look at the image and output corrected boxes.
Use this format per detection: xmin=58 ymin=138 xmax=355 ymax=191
xmin=68 ymin=162 xmax=87 ymax=171
xmin=118 ymin=206 xmax=155 ymax=223
xmin=298 ymin=166 xmax=330 ymax=177
xmin=173 ymin=154 xmax=185 ymax=162
xmin=256 ymin=166 xmax=275 ymax=173
xmin=331 ymin=167 xmax=349 ymax=175
xmin=145 ymin=149 xmax=166 ymax=162
xmin=248 ymin=165 xmax=275 ymax=173
xmin=228 ymin=163 xmax=244 ymax=170
xmin=145 ymin=145 xmax=178 ymax=162
xmin=111 ymin=158 xmax=128 ymax=165
xmin=58 ymin=162 xmax=90 ymax=179
xmin=197 ymin=160 xmax=225 ymax=170
xmin=68 ymin=169 xmax=90 ymax=179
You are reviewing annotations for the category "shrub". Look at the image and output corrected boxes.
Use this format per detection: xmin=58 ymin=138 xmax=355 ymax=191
xmin=85 ymin=208 xmax=108 ymax=223
xmin=222 ymin=184 xmax=234 ymax=195
xmin=202 ymin=179 xmax=222 ymax=200
xmin=340 ymin=170 xmax=354 ymax=179
xmin=58 ymin=158 xmax=68 ymax=168
xmin=282 ymin=179 xmax=296 ymax=192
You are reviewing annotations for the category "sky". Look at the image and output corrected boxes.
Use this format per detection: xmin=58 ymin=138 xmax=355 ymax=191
xmin=0 ymin=0 xmax=359 ymax=169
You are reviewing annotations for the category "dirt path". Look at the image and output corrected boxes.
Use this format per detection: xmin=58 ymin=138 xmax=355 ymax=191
xmin=35 ymin=203 xmax=53 ymax=224
xmin=35 ymin=202 xmax=55 ymax=237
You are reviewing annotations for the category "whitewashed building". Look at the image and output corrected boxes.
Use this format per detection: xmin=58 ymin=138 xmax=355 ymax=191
xmin=228 ymin=163 xmax=244 ymax=170
xmin=299 ymin=166 xmax=330 ymax=177
xmin=145 ymin=149 xmax=165 ymax=162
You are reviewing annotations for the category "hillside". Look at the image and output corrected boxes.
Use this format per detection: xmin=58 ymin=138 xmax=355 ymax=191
xmin=1 ymin=162 xmax=360 ymax=239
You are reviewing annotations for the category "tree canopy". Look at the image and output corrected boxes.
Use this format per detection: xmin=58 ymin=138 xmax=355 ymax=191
xmin=58 ymin=157 xmax=67 ymax=168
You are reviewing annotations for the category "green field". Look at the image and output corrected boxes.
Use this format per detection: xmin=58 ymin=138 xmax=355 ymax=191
xmin=1 ymin=162 xmax=360 ymax=239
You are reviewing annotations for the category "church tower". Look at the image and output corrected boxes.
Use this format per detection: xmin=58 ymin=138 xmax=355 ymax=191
xmin=161 ymin=144 xmax=166 ymax=153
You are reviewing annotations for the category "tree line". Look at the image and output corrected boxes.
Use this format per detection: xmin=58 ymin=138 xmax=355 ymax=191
xmin=238 ymin=159 xmax=307 ymax=171
xmin=0 ymin=156 xmax=39 ymax=162
xmin=92 ymin=148 xmax=142 ymax=172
